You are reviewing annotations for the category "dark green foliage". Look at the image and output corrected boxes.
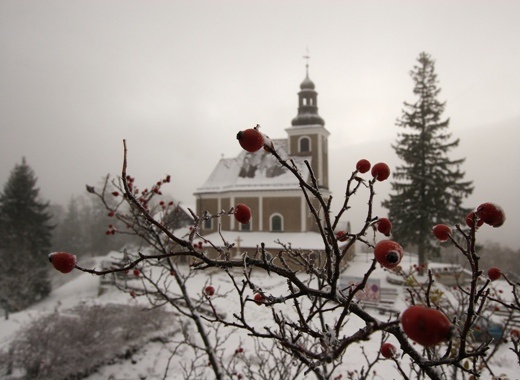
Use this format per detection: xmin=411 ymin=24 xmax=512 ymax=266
xmin=382 ymin=52 xmax=473 ymax=270
xmin=0 ymin=158 xmax=53 ymax=311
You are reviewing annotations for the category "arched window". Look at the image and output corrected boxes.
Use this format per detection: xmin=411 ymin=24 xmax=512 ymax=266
xmin=270 ymin=214 xmax=283 ymax=232
xmin=299 ymin=136 xmax=310 ymax=153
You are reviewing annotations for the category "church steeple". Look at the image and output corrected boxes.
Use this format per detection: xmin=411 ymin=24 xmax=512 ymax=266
xmin=286 ymin=57 xmax=330 ymax=190
xmin=291 ymin=60 xmax=325 ymax=127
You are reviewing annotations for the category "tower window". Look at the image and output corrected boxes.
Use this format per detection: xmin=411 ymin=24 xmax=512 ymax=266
xmin=270 ymin=214 xmax=283 ymax=232
xmin=299 ymin=136 xmax=311 ymax=153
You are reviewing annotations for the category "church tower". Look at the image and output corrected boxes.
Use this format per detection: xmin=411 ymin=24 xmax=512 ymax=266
xmin=286 ymin=63 xmax=330 ymax=189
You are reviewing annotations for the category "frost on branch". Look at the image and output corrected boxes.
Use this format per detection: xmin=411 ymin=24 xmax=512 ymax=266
xmin=41 ymin=139 xmax=519 ymax=380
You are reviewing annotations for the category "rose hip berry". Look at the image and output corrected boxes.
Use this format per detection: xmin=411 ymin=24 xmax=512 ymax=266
xmin=236 ymin=128 xmax=264 ymax=153
xmin=234 ymin=204 xmax=252 ymax=224
xmin=465 ymin=211 xmax=484 ymax=229
xmin=253 ymin=293 xmax=264 ymax=305
xmin=401 ymin=305 xmax=452 ymax=347
xmin=487 ymin=267 xmax=502 ymax=281
xmin=48 ymin=252 xmax=77 ymax=274
xmin=356 ymin=159 xmax=371 ymax=174
xmin=376 ymin=218 xmax=392 ymax=236
xmin=371 ymin=162 xmax=390 ymax=181
xmin=476 ymin=202 xmax=506 ymax=228
xmin=433 ymin=224 xmax=452 ymax=242
xmin=374 ymin=240 xmax=403 ymax=269
xmin=204 ymin=285 xmax=216 ymax=296
xmin=380 ymin=342 xmax=397 ymax=359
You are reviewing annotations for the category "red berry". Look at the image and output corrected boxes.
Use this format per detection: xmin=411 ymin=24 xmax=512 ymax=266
xmin=236 ymin=128 xmax=264 ymax=153
xmin=487 ymin=267 xmax=502 ymax=281
xmin=48 ymin=252 xmax=77 ymax=274
xmin=133 ymin=268 xmax=140 ymax=276
xmin=376 ymin=218 xmax=392 ymax=236
xmin=253 ymin=293 xmax=264 ymax=305
xmin=476 ymin=202 xmax=506 ymax=227
xmin=401 ymin=305 xmax=452 ymax=346
xmin=380 ymin=342 xmax=397 ymax=359
xmin=432 ymin=224 xmax=452 ymax=242
xmin=204 ymin=285 xmax=215 ymax=296
xmin=112 ymin=191 xmax=119 ymax=196
xmin=374 ymin=240 xmax=403 ymax=269
xmin=235 ymin=347 xmax=244 ymax=354
xmin=356 ymin=159 xmax=371 ymax=174
xmin=465 ymin=211 xmax=484 ymax=229
xmin=108 ymin=210 xmax=115 ymax=217
xmin=511 ymin=329 xmax=520 ymax=339
xmin=336 ymin=230 xmax=348 ymax=242
xmin=371 ymin=162 xmax=390 ymax=181
xmin=234 ymin=204 xmax=252 ymax=224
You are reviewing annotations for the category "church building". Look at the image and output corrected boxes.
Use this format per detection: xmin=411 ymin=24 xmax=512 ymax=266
xmin=194 ymin=64 xmax=347 ymax=261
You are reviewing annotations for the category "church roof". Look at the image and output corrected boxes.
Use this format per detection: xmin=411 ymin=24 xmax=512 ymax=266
xmin=195 ymin=138 xmax=311 ymax=194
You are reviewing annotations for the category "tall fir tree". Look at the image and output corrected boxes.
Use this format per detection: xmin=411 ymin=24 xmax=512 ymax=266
xmin=0 ymin=158 xmax=54 ymax=312
xmin=382 ymin=52 xmax=473 ymax=273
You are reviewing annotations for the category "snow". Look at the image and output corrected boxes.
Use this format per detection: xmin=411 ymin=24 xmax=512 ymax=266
xmin=195 ymin=139 xmax=312 ymax=194
xmin=200 ymin=230 xmax=331 ymax=251
xmin=1 ymin=251 xmax=519 ymax=379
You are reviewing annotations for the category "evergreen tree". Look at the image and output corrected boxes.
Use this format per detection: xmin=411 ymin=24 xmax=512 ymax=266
xmin=0 ymin=158 xmax=53 ymax=311
xmin=382 ymin=52 xmax=473 ymax=273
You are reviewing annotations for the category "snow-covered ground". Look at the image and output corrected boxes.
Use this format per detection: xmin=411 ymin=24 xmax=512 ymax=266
xmin=1 ymin=251 xmax=518 ymax=379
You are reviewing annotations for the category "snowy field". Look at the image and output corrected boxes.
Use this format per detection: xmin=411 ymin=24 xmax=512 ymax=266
xmin=1 ymin=251 xmax=518 ymax=379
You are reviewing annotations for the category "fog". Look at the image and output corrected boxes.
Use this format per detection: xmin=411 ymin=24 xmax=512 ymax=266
xmin=1 ymin=1 xmax=519 ymax=248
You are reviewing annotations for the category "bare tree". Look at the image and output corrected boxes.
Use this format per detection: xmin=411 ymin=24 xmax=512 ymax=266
xmin=49 ymin=139 xmax=519 ymax=379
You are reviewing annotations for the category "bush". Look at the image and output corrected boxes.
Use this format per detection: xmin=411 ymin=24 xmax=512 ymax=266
xmin=1 ymin=303 xmax=171 ymax=379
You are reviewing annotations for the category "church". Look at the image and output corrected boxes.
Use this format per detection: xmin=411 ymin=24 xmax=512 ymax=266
xmin=194 ymin=64 xmax=350 ymax=264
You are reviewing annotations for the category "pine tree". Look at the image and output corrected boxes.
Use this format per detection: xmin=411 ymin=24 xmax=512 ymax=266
xmin=382 ymin=52 xmax=473 ymax=273
xmin=0 ymin=158 xmax=54 ymax=311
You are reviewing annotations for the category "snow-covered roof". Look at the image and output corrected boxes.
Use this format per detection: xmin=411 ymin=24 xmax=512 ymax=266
xmin=199 ymin=230 xmax=327 ymax=251
xmin=194 ymin=139 xmax=311 ymax=194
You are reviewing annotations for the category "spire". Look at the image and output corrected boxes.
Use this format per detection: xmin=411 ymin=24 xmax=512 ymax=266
xmin=291 ymin=54 xmax=324 ymax=126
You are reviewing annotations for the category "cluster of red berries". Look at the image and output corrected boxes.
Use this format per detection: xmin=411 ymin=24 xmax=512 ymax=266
xmin=434 ymin=202 xmax=505 ymax=243
xmin=48 ymin=252 xmax=77 ymax=274
xmin=400 ymin=305 xmax=452 ymax=346
xmin=355 ymin=159 xmax=391 ymax=182
xmin=159 ymin=200 xmax=175 ymax=210
xmin=105 ymin=224 xmax=117 ymax=235
xmin=464 ymin=202 xmax=505 ymax=229
xmin=374 ymin=240 xmax=403 ymax=269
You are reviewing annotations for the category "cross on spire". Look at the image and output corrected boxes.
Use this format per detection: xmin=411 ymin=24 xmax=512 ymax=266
xmin=303 ymin=48 xmax=310 ymax=75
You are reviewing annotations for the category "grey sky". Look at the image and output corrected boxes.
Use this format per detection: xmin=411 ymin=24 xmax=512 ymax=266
xmin=1 ymin=0 xmax=519 ymax=248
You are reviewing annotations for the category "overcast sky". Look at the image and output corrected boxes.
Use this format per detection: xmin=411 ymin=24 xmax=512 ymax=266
xmin=1 ymin=0 xmax=519 ymax=249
